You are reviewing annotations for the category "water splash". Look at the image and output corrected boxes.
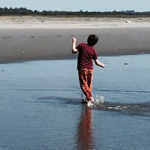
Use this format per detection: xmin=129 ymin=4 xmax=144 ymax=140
xmin=37 ymin=95 xmax=150 ymax=116
xmin=93 ymin=95 xmax=105 ymax=106
xmin=93 ymin=98 xmax=150 ymax=116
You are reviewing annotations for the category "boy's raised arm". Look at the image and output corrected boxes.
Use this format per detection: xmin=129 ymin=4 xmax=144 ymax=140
xmin=72 ymin=37 xmax=78 ymax=54
xmin=94 ymin=59 xmax=105 ymax=68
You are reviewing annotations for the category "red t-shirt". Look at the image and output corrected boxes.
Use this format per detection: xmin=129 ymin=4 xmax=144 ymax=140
xmin=76 ymin=43 xmax=98 ymax=70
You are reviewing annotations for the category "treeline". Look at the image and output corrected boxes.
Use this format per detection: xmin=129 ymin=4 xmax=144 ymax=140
xmin=0 ymin=7 xmax=150 ymax=17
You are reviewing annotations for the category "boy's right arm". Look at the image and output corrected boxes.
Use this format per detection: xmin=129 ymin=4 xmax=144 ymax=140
xmin=72 ymin=37 xmax=78 ymax=54
xmin=94 ymin=59 xmax=105 ymax=68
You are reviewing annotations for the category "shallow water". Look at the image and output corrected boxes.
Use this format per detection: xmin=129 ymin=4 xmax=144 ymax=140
xmin=0 ymin=54 xmax=150 ymax=150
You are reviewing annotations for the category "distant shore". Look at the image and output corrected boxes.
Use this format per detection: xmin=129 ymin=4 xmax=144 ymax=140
xmin=0 ymin=16 xmax=150 ymax=63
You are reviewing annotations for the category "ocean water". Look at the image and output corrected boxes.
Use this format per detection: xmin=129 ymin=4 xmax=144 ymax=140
xmin=0 ymin=54 xmax=150 ymax=150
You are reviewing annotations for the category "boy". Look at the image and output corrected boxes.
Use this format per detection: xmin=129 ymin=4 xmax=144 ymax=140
xmin=72 ymin=34 xmax=105 ymax=106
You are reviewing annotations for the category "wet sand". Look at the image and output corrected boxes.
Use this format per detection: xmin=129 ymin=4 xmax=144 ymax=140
xmin=0 ymin=16 xmax=150 ymax=63
xmin=0 ymin=55 xmax=150 ymax=150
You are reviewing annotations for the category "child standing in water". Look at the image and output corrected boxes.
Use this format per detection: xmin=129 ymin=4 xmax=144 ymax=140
xmin=72 ymin=34 xmax=105 ymax=106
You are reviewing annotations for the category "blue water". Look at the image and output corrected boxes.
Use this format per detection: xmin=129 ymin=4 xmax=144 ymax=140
xmin=0 ymin=54 xmax=150 ymax=150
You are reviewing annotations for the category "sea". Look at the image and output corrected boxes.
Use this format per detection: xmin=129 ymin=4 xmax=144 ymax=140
xmin=0 ymin=54 xmax=150 ymax=150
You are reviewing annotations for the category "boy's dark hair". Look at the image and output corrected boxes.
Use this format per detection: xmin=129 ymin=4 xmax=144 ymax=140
xmin=87 ymin=34 xmax=99 ymax=46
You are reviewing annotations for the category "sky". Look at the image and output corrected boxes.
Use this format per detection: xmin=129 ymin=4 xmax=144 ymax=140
xmin=0 ymin=0 xmax=150 ymax=12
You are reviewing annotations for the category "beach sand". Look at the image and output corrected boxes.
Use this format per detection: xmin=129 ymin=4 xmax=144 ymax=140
xmin=0 ymin=16 xmax=150 ymax=63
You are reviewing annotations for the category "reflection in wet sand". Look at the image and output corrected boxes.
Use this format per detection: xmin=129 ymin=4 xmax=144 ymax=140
xmin=75 ymin=107 xmax=94 ymax=150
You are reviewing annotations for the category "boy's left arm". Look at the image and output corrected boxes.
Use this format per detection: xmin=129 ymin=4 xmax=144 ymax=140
xmin=94 ymin=59 xmax=105 ymax=68
xmin=72 ymin=37 xmax=78 ymax=54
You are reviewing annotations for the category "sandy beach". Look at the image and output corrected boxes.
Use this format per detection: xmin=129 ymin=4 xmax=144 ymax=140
xmin=0 ymin=16 xmax=150 ymax=63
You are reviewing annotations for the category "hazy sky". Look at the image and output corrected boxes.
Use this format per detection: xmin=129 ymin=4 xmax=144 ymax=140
xmin=0 ymin=0 xmax=150 ymax=12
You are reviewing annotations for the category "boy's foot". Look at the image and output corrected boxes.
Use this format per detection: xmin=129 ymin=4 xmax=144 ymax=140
xmin=81 ymin=97 xmax=94 ymax=105
xmin=87 ymin=97 xmax=94 ymax=107
xmin=87 ymin=100 xmax=94 ymax=107
xmin=90 ymin=97 xmax=94 ymax=102
xmin=81 ymin=97 xmax=94 ymax=104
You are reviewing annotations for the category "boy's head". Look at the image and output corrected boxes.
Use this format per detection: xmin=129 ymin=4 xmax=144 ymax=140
xmin=87 ymin=34 xmax=99 ymax=46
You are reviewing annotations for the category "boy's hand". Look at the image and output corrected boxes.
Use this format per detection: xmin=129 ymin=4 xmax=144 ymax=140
xmin=72 ymin=37 xmax=77 ymax=43
xmin=94 ymin=59 xmax=105 ymax=68
xmin=72 ymin=37 xmax=78 ymax=54
xmin=101 ymin=63 xmax=105 ymax=68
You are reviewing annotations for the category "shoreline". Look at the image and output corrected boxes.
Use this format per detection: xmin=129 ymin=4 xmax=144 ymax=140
xmin=0 ymin=16 xmax=150 ymax=64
